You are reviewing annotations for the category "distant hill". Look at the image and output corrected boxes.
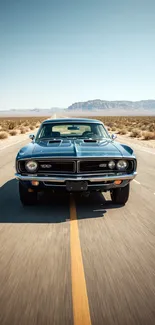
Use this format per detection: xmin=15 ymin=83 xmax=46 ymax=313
xmin=0 ymin=108 xmax=65 ymax=117
xmin=67 ymin=100 xmax=155 ymax=111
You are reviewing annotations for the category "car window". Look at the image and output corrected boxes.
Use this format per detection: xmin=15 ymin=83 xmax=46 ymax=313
xmin=36 ymin=123 xmax=109 ymax=140
xmin=52 ymin=124 xmax=91 ymax=135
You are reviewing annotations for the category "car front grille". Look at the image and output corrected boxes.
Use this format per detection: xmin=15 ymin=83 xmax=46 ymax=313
xmin=38 ymin=161 xmax=75 ymax=173
xmin=19 ymin=160 xmax=75 ymax=174
xmin=79 ymin=160 xmax=134 ymax=173
xmin=79 ymin=160 xmax=110 ymax=173
xmin=18 ymin=158 xmax=134 ymax=175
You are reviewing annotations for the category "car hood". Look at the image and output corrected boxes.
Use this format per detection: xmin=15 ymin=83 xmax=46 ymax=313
xmin=17 ymin=139 xmax=134 ymax=159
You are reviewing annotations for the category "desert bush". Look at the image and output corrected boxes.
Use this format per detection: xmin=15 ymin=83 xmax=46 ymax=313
xmin=9 ymin=130 xmax=18 ymax=136
xmin=23 ymin=120 xmax=30 ymax=127
xmin=111 ymin=126 xmax=116 ymax=131
xmin=141 ymin=125 xmax=146 ymax=131
xmin=25 ymin=127 xmax=30 ymax=132
xmin=30 ymin=125 xmax=35 ymax=130
xmin=148 ymin=123 xmax=155 ymax=132
xmin=106 ymin=122 xmax=113 ymax=128
xmin=127 ymin=127 xmax=132 ymax=132
xmin=8 ymin=121 xmax=17 ymax=130
xmin=0 ymin=128 xmax=8 ymax=132
xmin=130 ymin=129 xmax=141 ymax=138
xmin=118 ymin=129 xmax=127 ymax=135
xmin=36 ymin=122 xmax=40 ymax=128
xmin=20 ymin=127 xmax=26 ymax=134
xmin=116 ymin=124 xmax=124 ymax=130
xmin=0 ymin=131 xmax=9 ymax=139
xmin=142 ymin=131 xmax=155 ymax=140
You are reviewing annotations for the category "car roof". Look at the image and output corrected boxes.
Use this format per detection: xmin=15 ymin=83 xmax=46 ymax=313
xmin=42 ymin=118 xmax=103 ymax=124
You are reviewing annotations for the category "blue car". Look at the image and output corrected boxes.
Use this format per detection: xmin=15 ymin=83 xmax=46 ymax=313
xmin=15 ymin=118 xmax=137 ymax=205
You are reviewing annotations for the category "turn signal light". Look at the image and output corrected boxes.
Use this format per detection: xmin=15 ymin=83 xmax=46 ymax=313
xmin=114 ymin=180 xmax=122 ymax=185
xmin=31 ymin=180 xmax=39 ymax=186
xmin=28 ymin=188 xmax=34 ymax=192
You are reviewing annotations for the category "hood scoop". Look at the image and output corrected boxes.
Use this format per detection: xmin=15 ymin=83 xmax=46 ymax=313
xmin=46 ymin=139 xmax=72 ymax=147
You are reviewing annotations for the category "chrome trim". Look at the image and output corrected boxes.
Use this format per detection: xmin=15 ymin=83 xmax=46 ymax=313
xmin=17 ymin=156 xmax=136 ymax=161
xmin=77 ymin=160 xmax=80 ymax=173
xmin=43 ymin=183 xmax=118 ymax=188
xmin=73 ymin=161 xmax=76 ymax=173
xmin=15 ymin=172 xmax=137 ymax=183
xmin=43 ymin=183 xmax=66 ymax=187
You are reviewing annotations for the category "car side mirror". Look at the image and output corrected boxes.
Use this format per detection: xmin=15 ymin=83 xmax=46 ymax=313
xmin=111 ymin=134 xmax=117 ymax=140
xmin=29 ymin=134 xmax=35 ymax=141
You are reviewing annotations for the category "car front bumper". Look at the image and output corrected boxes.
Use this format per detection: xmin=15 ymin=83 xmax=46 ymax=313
xmin=15 ymin=172 xmax=137 ymax=183
xmin=15 ymin=172 xmax=137 ymax=192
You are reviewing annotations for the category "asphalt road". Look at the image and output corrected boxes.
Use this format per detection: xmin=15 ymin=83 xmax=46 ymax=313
xmin=0 ymin=138 xmax=155 ymax=325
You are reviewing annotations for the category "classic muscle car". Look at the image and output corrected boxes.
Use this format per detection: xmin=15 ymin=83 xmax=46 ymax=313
xmin=15 ymin=118 xmax=137 ymax=205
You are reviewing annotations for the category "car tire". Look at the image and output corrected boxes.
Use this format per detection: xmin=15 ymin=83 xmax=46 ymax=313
xmin=110 ymin=183 xmax=130 ymax=205
xmin=19 ymin=182 xmax=38 ymax=206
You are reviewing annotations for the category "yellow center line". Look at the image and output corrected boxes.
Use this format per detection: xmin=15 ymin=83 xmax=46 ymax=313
xmin=70 ymin=194 xmax=92 ymax=325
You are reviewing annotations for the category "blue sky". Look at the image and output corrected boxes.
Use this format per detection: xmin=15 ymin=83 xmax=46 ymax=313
xmin=0 ymin=0 xmax=155 ymax=109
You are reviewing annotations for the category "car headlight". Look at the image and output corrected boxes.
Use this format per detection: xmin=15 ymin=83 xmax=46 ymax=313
xmin=108 ymin=160 xmax=116 ymax=169
xmin=25 ymin=160 xmax=38 ymax=173
xmin=116 ymin=160 xmax=128 ymax=170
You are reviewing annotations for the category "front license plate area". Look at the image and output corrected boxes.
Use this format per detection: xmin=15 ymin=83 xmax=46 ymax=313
xmin=66 ymin=181 xmax=88 ymax=192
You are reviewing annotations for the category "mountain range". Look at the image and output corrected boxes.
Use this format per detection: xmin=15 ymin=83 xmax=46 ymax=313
xmin=68 ymin=99 xmax=155 ymax=111
xmin=0 ymin=100 xmax=155 ymax=116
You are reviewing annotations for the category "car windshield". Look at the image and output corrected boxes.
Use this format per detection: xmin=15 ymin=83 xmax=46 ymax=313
xmin=36 ymin=122 xmax=110 ymax=141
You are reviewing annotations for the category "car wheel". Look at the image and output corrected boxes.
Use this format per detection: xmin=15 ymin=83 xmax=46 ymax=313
xmin=19 ymin=182 xmax=38 ymax=206
xmin=110 ymin=183 xmax=130 ymax=205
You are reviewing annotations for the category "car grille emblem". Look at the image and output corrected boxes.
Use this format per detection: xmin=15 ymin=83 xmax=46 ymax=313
xmin=99 ymin=163 xmax=107 ymax=167
xmin=40 ymin=164 xmax=52 ymax=168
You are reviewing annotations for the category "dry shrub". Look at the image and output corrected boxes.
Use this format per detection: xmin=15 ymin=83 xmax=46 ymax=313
xmin=0 ymin=128 xmax=7 ymax=132
xmin=118 ymin=124 xmax=124 ymax=130
xmin=30 ymin=125 xmax=35 ymax=130
xmin=130 ymin=129 xmax=141 ymax=138
xmin=23 ymin=120 xmax=30 ymax=127
xmin=111 ymin=126 xmax=116 ymax=131
xmin=9 ymin=130 xmax=18 ymax=136
xmin=8 ymin=121 xmax=17 ymax=130
xmin=36 ymin=122 xmax=40 ymax=128
xmin=25 ymin=127 xmax=30 ymax=132
xmin=118 ymin=129 xmax=127 ymax=135
xmin=142 ymin=131 xmax=155 ymax=140
xmin=0 ymin=131 xmax=9 ymax=139
xmin=19 ymin=125 xmax=30 ymax=133
xmin=127 ymin=127 xmax=132 ymax=132
xmin=148 ymin=123 xmax=155 ymax=132
xmin=106 ymin=122 xmax=113 ymax=128
xmin=20 ymin=127 xmax=26 ymax=134
xmin=141 ymin=125 xmax=146 ymax=131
